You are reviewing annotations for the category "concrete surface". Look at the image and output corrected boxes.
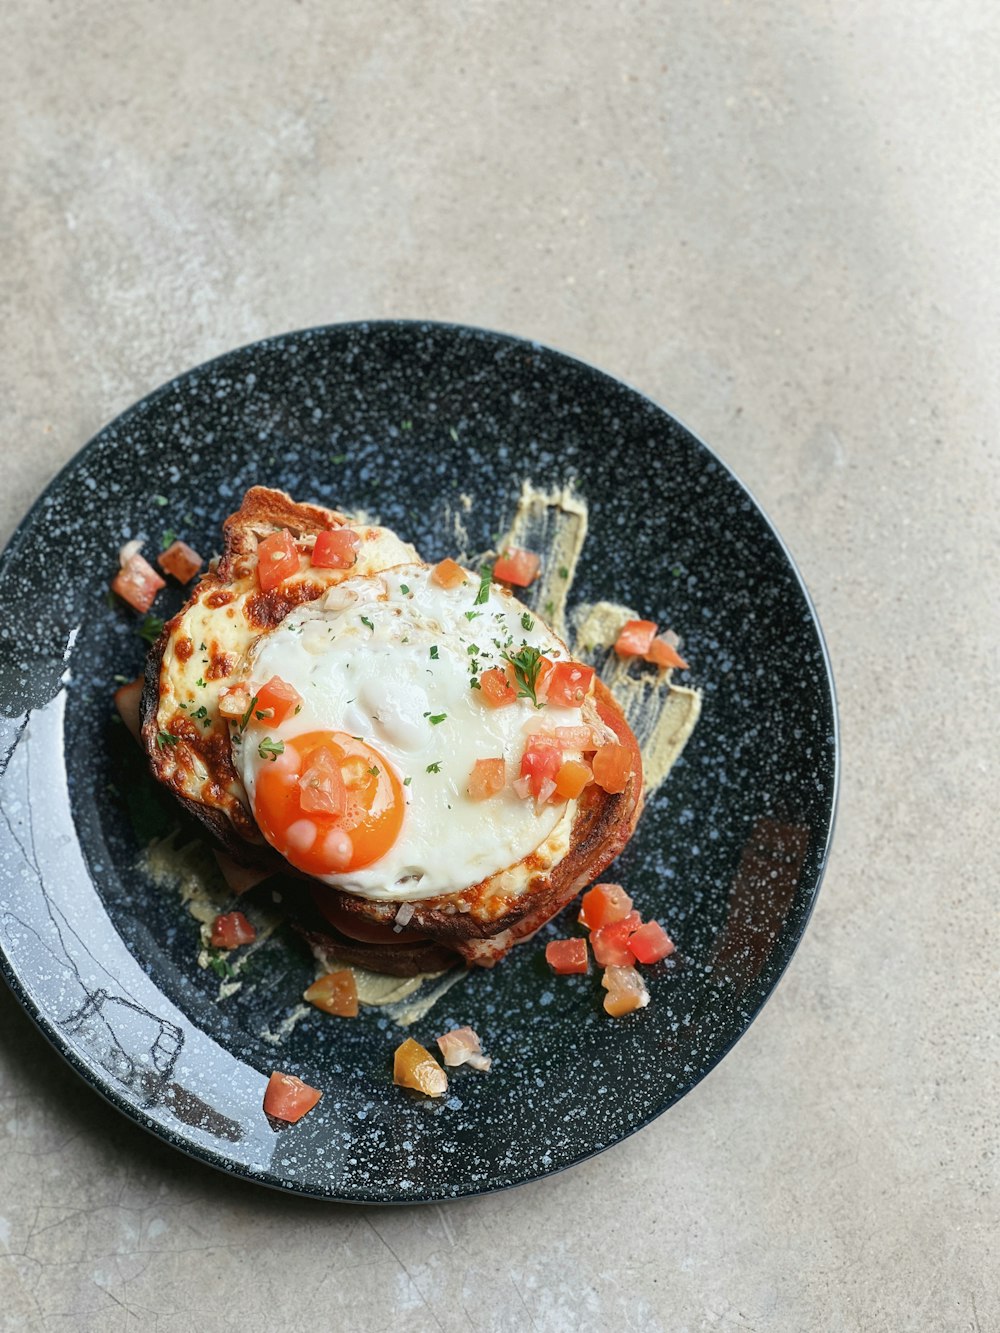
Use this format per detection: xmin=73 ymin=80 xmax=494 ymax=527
xmin=1 ymin=2 xmax=997 ymax=1330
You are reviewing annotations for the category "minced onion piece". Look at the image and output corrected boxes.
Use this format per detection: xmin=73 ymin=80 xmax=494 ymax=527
xmin=394 ymin=901 xmax=416 ymax=931
xmin=119 ymin=538 xmax=144 ymax=568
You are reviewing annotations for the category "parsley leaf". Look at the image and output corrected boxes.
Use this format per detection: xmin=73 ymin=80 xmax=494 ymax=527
xmin=427 ymin=713 xmax=447 ymax=725
xmin=156 ymin=731 xmax=179 ymax=749
xmin=360 ymin=615 xmax=374 ymax=632
xmin=426 ymin=761 xmax=442 ymax=774
xmin=160 ymin=530 xmax=177 ymax=551
xmin=403 ymin=776 xmax=412 ymax=786
xmin=465 ymin=610 xmax=482 ymax=622
xmin=195 ymin=676 xmax=206 ymax=688
xmin=474 ymin=562 xmax=493 ymax=606
xmin=153 ymin=494 xmax=168 ymax=506
xmin=521 ymin=612 xmax=534 ymax=632
xmin=502 ymin=644 xmax=545 ymax=708
xmin=137 ymin=615 xmax=164 ymax=644
xmin=429 ymin=645 xmax=439 ymax=660
xmin=258 ymin=737 xmax=285 ymax=762
xmin=558 ymin=566 xmax=569 ymax=579
xmin=400 ymin=583 xmax=410 ymax=595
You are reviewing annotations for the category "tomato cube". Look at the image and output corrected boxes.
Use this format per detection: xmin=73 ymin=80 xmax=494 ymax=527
xmin=554 ymin=759 xmax=592 ymax=800
xmin=592 ymin=742 xmax=632 ymax=794
xmin=545 ymin=938 xmax=589 ymax=974
xmin=431 ymin=558 xmax=467 ymax=589
xmin=579 ymin=882 xmax=634 ymax=930
xmin=303 ymin=969 xmax=359 ymax=1017
xmin=645 ymin=636 xmax=689 ymax=671
xmin=157 ymin=539 xmax=203 ymax=584
xmin=614 ymin=619 xmax=658 ymax=657
xmin=546 ymin=661 xmax=595 ymax=707
xmin=257 ymin=529 xmax=300 ymax=592
xmin=521 ymin=737 xmax=562 ymax=798
xmin=590 ymin=911 xmax=642 ymax=966
xmin=601 ymin=965 xmax=650 ymax=1016
xmin=468 ymin=757 xmax=506 ymax=800
xmin=263 ymin=1071 xmax=323 ymax=1123
xmin=479 ymin=666 xmax=517 ymax=708
xmin=312 ymin=528 xmax=360 ymax=569
xmin=393 ymin=1038 xmax=448 ymax=1097
xmin=253 ymin=675 xmax=303 ymax=726
xmin=493 ymin=547 xmax=540 ymax=587
xmin=112 ymin=552 xmax=166 ymax=613
xmin=627 ymin=920 xmax=676 ymax=964
xmin=210 ymin=911 xmax=256 ymax=950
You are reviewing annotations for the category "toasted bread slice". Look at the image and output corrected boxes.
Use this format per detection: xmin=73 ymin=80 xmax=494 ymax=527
xmin=141 ymin=488 xmax=643 ymax=974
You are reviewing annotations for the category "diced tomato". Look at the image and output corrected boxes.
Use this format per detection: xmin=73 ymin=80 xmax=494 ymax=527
xmin=157 ymin=539 xmax=203 ymax=584
xmin=627 ymin=920 xmax=676 ymax=964
xmin=431 ymin=558 xmax=467 ymax=589
xmin=545 ymin=938 xmax=589 ymax=975
xmin=493 ymin=547 xmax=540 ymax=587
xmin=479 ymin=666 xmax=517 ymax=708
xmin=554 ymin=759 xmax=592 ymax=800
xmin=591 ymin=912 xmax=642 ymax=966
xmin=645 ymin=636 xmax=689 ymax=670
xmin=210 ymin=911 xmax=256 ymax=949
xmin=303 ymin=969 xmax=359 ymax=1017
xmin=298 ymin=745 xmax=348 ymax=815
xmin=112 ymin=552 xmax=165 ymax=613
xmin=614 ymin=619 xmax=658 ymax=657
xmin=113 ymin=676 xmax=143 ymax=743
xmin=601 ymin=965 xmax=650 ymax=1016
xmin=546 ymin=661 xmax=595 ymax=707
xmin=311 ymin=528 xmax=360 ymax=569
xmin=579 ymin=882 xmax=634 ymax=930
xmin=592 ymin=742 xmax=632 ymax=794
xmin=520 ymin=736 xmax=562 ymax=798
xmin=256 ymin=529 xmax=300 ymax=592
xmin=253 ymin=675 xmax=303 ymax=726
xmin=393 ymin=1038 xmax=449 ymax=1097
xmin=468 ymin=757 xmax=506 ymax=800
xmin=263 ymin=1071 xmax=323 ymax=1123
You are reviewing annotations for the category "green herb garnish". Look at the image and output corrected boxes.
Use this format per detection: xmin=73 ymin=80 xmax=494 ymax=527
xmin=502 ymin=644 xmax=545 ymax=708
xmin=137 ymin=615 xmax=164 ymax=645
xmin=429 ymin=645 xmax=439 ymax=660
xmin=400 ymin=584 xmax=410 ymax=595
xmin=156 ymin=731 xmax=179 ymax=749
xmin=426 ymin=761 xmax=442 ymax=774
xmin=195 ymin=676 xmax=206 ymax=688
xmin=558 ymin=566 xmax=569 ymax=579
xmin=331 ymin=453 xmax=347 ymax=464
xmin=153 ymin=494 xmax=168 ymax=507
xmin=465 ymin=610 xmax=482 ymax=622
xmin=369 ymin=765 xmax=380 ymax=777
xmin=475 ymin=562 xmax=493 ymax=606
xmin=239 ymin=694 xmax=259 ymax=733
xmin=360 ymin=615 xmax=374 ymax=632
xmin=258 ymin=737 xmax=285 ymax=762
xmin=521 ymin=612 xmax=534 ymax=632
xmin=403 ymin=776 xmax=412 ymax=786
xmin=160 ymin=530 xmax=177 ymax=551
xmin=427 ymin=713 xmax=446 ymax=725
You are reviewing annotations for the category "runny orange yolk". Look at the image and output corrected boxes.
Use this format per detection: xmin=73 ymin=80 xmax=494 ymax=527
xmin=253 ymin=730 xmax=404 ymax=875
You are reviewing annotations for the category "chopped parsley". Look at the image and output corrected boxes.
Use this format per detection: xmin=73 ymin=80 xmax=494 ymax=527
xmin=160 ymin=530 xmax=177 ymax=551
xmin=403 ymin=776 xmax=412 ymax=786
xmin=429 ymin=645 xmax=439 ymax=660
xmin=544 ymin=600 xmax=555 ymax=617
xmin=426 ymin=761 xmax=442 ymax=774
xmin=427 ymin=713 xmax=447 ymax=725
xmin=137 ymin=614 xmax=164 ymax=644
xmin=195 ymin=677 xmax=206 ymax=689
xmin=208 ymin=953 xmax=235 ymax=980
xmin=401 ymin=419 xmax=413 ymax=431
xmin=400 ymin=584 xmax=410 ymax=595
xmin=239 ymin=694 xmax=259 ymax=733
xmin=470 ymin=677 xmax=481 ymax=689
xmin=521 ymin=612 xmax=534 ymax=632
xmin=258 ymin=737 xmax=285 ymax=762
xmin=369 ymin=765 xmax=380 ymax=777
xmin=467 ymin=643 xmax=479 ymax=655
xmin=360 ymin=615 xmax=374 ymax=632
xmin=503 ymin=644 xmax=545 ymax=708
xmin=558 ymin=566 xmax=569 ymax=579
xmin=474 ymin=562 xmax=492 ymax=606
xmin=465 ymin=610 xmax=482 ymax=622
xmin=156 ymin=731 xmax=179 ymax=749
xmin=153 ymin=494 xmax=168 ymax=506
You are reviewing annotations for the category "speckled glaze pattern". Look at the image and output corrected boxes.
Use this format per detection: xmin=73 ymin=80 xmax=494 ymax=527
xmin=0 ymin=322 xmax=838 ymax=1202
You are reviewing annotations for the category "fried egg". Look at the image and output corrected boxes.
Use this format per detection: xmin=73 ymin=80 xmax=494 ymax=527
xmin=232 ymin=564 xmax=601 ymax=901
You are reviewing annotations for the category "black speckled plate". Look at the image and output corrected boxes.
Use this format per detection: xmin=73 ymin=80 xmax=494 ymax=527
xmin=0 ymin=322 xmax=837 ymax=1202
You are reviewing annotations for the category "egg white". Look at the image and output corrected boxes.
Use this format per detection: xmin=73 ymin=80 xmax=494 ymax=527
xmin=233 ymin=563 xmax=595 ymax=901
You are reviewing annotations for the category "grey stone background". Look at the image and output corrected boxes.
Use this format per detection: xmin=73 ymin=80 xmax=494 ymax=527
xmin=1 ymin=3 xmax=996 ymax=1330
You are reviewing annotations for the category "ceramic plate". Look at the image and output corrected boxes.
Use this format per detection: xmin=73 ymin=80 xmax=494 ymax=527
xmin=0 ymin=322 xmax=837 ymax=1201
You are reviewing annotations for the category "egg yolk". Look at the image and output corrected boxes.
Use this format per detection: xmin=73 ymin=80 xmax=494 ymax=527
xmin=254 ymin=730 xmax=404 ymax=875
